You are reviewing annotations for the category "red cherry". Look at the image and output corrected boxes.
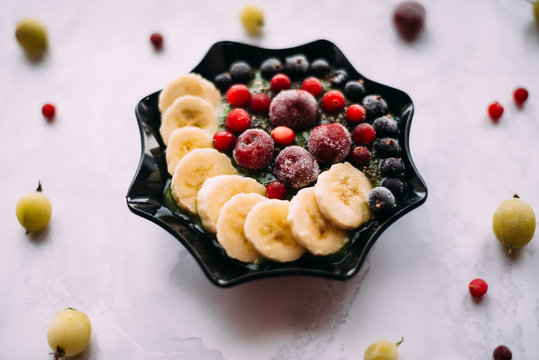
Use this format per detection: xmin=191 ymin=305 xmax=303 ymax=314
xmin=349 ymin=146 xmax=371 ymax=166
xmin=346 ymin=104 xmax=367 ymax=124
xmin=250 ymin=93 xmax=271 ymax=114
xmin=513 ymin=87 xmax=528 ymax=107
xmin=352 ymin=123 xmax=376 ymax=145
xmin=488 ymin=101 xmax=504 ymax=123
xmin=301 ymin=77 xmax=323 ymax=97
xmin=212 ymin=130 xmax=236 ymax=152
xmin=225 ymin=108 xmax=251 ymax=134
xmin=150 ymin=33 xmax=163 ymax=50
xmin=271 ymin=126 xmax=295 ymax=146
xmin=321 ymin=90 xmax=346 ymax=113
xmin=227 ymin=84 xmax=251 ymax=107
xmin=270 ymin=73 xmax=291 ymax=92
xmin=41 ymin=103 xmax=55 ymax=122
xmin=469 ymin=278 xmax=488 ymax=297
xmin=266 ymin=180 xmax=287 ymax=200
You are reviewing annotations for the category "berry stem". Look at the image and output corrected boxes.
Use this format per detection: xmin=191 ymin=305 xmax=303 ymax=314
xmin=36 ymin=181 xmax=42 ymax=192
xmin=513 ymin=194 xmax=520 ymax=199
xmin=54 ymin=346 xmax=65 ymax=359
xmin=395 ymin=336 xmax=404 ymax=346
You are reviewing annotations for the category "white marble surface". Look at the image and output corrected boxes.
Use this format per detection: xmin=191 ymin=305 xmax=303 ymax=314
xmin=1 ymin=0 xmax=539 ymax=359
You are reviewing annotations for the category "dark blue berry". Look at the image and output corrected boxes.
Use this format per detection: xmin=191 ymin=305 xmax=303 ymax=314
xmin=344 ymin=80 xmax=366 ymax=101
xmin=381 ymin=177 xmax=406 ymax=198
xmin=375 ymin=137 xmax=401 ymax=157
xmin=310 ymin=58 xmax=331 ymax=77
xmin=380 ymin=157 xmax=404 ymax=176
xmin=373 ymin=115 xmax=399 ymax=137
xmin=361 ymin=95 xmax=388 ymax=119
xmin=285 ymin=54 xmax=309 ymax=79
xmin=229 ymin=61 xmax=254 ymax=84
xmin=367 ymin=186 xmax=396 ymax=213
xmin=329 ymin=69 xmax=349 ymax=88
xmin=213 ymin=73 xmax=233 ymax=92
xmin=260 ymin=57 xmax=282 ymax=79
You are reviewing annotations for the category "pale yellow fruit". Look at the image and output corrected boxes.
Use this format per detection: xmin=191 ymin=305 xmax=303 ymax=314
xmin=364 ymin=339 xmax=400 ymax=360
xmin=15 ymin=18 xmax=48 ymax=56
xmin=47 ymin=308 xmax=91 ymax=357
xmin=16 ymin=186 xmax=52 ymax=232
xmin=240 ymin=4 xmax=264 ymax=36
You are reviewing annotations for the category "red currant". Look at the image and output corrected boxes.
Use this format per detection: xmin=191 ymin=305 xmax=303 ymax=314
xmin=352 ymin=123 xmax=376 ymax=145
xmin=250 ymin=93 xmax=271 ymax=114
xmin=225 ymin=108 xmax=251 ymax=134
xmin=150 ymin=33 xmax=163 ymax=50
xmin=212 ymin=130 xmax=236 ymax=152
xmin=266 ymin=180 xmax=287 ymax=200
xmin=227 ymin=84 xmax=251 ymax=107
xmin=488 ymin=101 xmax=504 ymax=123
xmin=270 ymin=73 xmax=291 ymax=92
xmin=349 ymin=146 xmax=371 ymax=166
xmin=513 ymin=87 xmax=528 ymax=107
xmin=321 ymin=90 xmax=346 ymax=113
xmin=301 ymin=77 xmax=322 ymax=97
xmin=271 ymin=126 xmax=295 ymax=146
xmin=41 ymin=103 xmax=55 ymax=122
xmin=346 ymin=104 xmax=367 ymax=124
xmin=493 ymin=345 xmax=512 ymax=360
xmin=468 ymin=278 xmax=488 ymax=297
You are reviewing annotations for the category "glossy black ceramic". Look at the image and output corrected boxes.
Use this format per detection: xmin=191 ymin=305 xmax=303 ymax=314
xmin=126 ymin=40 xmax=427 ymax=287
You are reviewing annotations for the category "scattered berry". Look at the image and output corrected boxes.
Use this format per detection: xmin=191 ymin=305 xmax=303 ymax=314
xmin=493 ymin=195 xmax=536 ymax=253
xmin=260 ymin=57 xmax=283 ymax=79
xmin=240 ymin=4 xmax=265 ymax=36
xmin=381 ymin=177 xmax=407 ymax=198
xmin=329 ymin=69 xmax=349 ymax=88
xmin=47 ymin=308 xmax=92 ymax=359
xmin=513 ymin=87 xmax=528 ymax=107
xmin=274 ymin=146 xmax=319 ymax=189
xmin=233 ymin=129 xmax=274 ymax=170
xmin=349 ymin=146 xmax=371 ymax=167
xmin=301 ymin=77 xmax=323 ymax=97
xmin=15 ymin=18 xmax=48 ymax=58
xmin=266 ymin=180 xmax=287 ymax=199
xmin=213 ymin=73 xmax=233 ymax=92
xmin=212 ymin=130 xmax=236 ymax=152
xmin=346 ymin=104 xmax=367 ymax=124
xmin=367 ymin=187 xmax=396 ymax=214
xmin=488 ymin=101 xmax=504 ymax=123
xmin=393 ymin=1 xmax=426 ymax=41
xmin=469 ymin=278 xmax=488 ymax=297
xmin=250 ymin=93 xmax=271 ymax=114
xmin=230 ymin=61 xmax=254 ymax=84
xmin=375 ymin=137 xmax=401 ymax=157
xmin=42 ymin=103 xmax=55 ymax=122
xmin=373 ymin=115 xmax=399 ymax=137
xmin=270 ymin=73 xmax=291 ymax=92
xmin=364 ymin=338 xmax=402 ymax=360
xmin=269 ymin=89 xmax=318 ymax=130
xmin=308 ymin=123 xmax=352 ymax=164
xmin=271 ymin=126 xmax=295 ymax=146
xmin=284 ymin=54 xmax=309 ymax=79
xmin=380 ymin=157 xmax=404 ymax=177
xmin=16 ymin=181 xmax=52 ymax=233
xmin=227 ymin=84 xmax=251 ymax=107
xmin=321 ymin=90 xmax=346 ymax=113
xmin=344 ymin=80 xmax=366 ymax=101
xmin=362 ymin=94 xmax=389 ymax=119
xmin=150 ymin=33 xmax=163 ymax=50
xmin=493 ymin=345 xmax=512 ymax=360
xmin=352 ymin=123 xmax=376 ymax=145
xmin=225 ymin=108 xmax=251 ymax=134
xmin=310 ymin=58 xmax=331 ymax=77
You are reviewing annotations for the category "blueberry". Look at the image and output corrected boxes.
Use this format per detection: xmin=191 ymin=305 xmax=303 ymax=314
xmin=373 ymin=115 xmax=399 ymax=137
xmin=380 ymin=157 xmax=404 ymax=176
xmin=285 ymin=54 xmax=309 ymax=79
xmin=213 ymin=73 xmax=233 ymax=92
xmin=260 ymin=57 xmax=282 ymax=80
xmin=329 ymin=69 xmax=349 ymax=88
xmin=361 ymin=95 xmax=388 ymax=119
xmin=381 ymin=177 xmax=406 ymax=199
xmin=310 ymin=58 xmax=331 ymax=77
xmin=375 ymin=137 xmax=401 ymax=157
xmin=344 ymin=80 xmax=366 ymax=101
xmin=229 ymin=61 xmax=254 ymax=84
xmin=367 ymin=186 xmax=396 ymax=214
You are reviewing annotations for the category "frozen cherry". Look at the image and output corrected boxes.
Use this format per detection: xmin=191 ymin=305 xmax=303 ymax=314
xmin=41 ymin=103 xmax=55 ymax=122
xmin=362 ymin=95 xmax=388 ymax=119
xmin=321 ymin=90 xmax=346 ymax=113
xmin=269 ymin=89 xmax=318 ymax=130
xmin=266 ymin=180 xmax=287 ymax=200
xmin=301 ymin=77 xmax=323 ymax=97
xmin=352 ymin=123 xmax=376 ymax=145
xmin=349 ymin=146 xmax=371 ymax=167
xmin=233 ymin=129 xmax=274 ymax=171
xmin=226 ymin=108 xmax=251 ymax=133
xmin=346 ymin=104 xmax=367 ymax=124
xmin=227 ymin=84 xmax=251 ymax=107
xmin=393 ymin=1 xmax=426 ymax=41
xmin=212 ymin=130 xmax=236 ymax=152
xmin=513 ymin=87 xmax=528 ymax=107
xmin=307 ymin=123 xmax=352 ymax=164
xmin=274 ymin=146 xmax=320 ymax=189
xmin=271 ymin=126 xmax=295 ymax=146
xmin=493 ymin=345 xmax=512 ymax=360
xmin=150 ymin=33 xmax=163 ymax=50
xmin=469 ymin=278 xmax=488 ymax=297
xmin=270 ymin=73 xmax=291 ymax=92
xmin=488 ymin=101 xmax=504 ymax=123
xmin=250 ymin=93 xmax=271 ymax=114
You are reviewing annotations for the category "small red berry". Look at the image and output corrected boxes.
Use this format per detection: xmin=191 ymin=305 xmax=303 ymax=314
xmin=349 ymin=146 xmax=371 ymax=166
xmin=150 ymin=33 xmax=163 ymax=50
xmin=225 ymin=108 xmax=251 ymax=134
xmin=488 ymin=101 xmax=504 ymax=123
xmin=250 ymin=93 xmax=271 ymax=114
xmin=321 ymin=90 xmax=346 ymax=113
xmin=352 ymin=123 xmax=376 ymax=145
xmin=469 ymin=278 xmax=488 ymax=297
xmin=41 ymin=103 xmax=55 ymax=122
xmin=212 ymin=130 xmax=236 ymax=152
xmin=266 ymin=180 xmax=287 ymax=200
xmin=271 ymin=126 xmax=295 ymax=146
xmin=301 ymin=77 xmax=323 ymax=97
xmin=227 ymin=84 xmax=251 ymax=107
xmin=493 ymin=345 xmax=512 ymax=360
xmin=346 ymin=104 xmax=367 ymax=124
xmin=513 ymin=87 xmax=528 ymax=107
xmin=270 ymin=73 xmax=291 ymax=92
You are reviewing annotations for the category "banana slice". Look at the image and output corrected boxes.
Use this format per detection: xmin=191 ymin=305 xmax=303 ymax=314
xmin=288 ymin=187 xmax=348 ymax=256
xmin=171 ymin=148 xmax=237 ymax=214
xmin=197 ymin=174 xmax=266 ymax=234
xmin=314 ymin=162 xmax=373 ymax=230
xmin=216 ymin=193 xmax=267 ymax=262
xmin=158 ymin=73 xmax=221 ymax=114
xmin=165 ymin=126 xmax=213 ymax=176
xmin=244 ymin=199 xmax=305 ymax=262
xmin=159 ymin=95 xmax=218 ymax=145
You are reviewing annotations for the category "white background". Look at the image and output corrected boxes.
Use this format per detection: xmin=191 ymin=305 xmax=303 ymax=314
xmin=1 ymin=0 xmax=539 ymax=359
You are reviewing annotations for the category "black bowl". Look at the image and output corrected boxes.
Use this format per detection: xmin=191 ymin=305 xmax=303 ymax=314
xmin=126 ymin=40 xmax=427 ymax=287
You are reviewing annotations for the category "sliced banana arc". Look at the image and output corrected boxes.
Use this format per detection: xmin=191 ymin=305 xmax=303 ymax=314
xmin=159 ymin=95 xmax=218 ymax=146
xmin=288 ymin=187 xmax=348 ymax=256
xmin=314 ymin=162 xmax=372 ymax=230
xmin=158 ymin=73 xmax=221 ymax=114
xmin=216 ymin=193 xmax=267 ymax=262
xmin=244 ymin=199 xmax=305 ymax=263
xmin=197 ymin=175 xmax=266 ymax=234
xmin=165 ymin=126 xmax=213 ymax=176
xmin=171 ymin=148 xmax=237 ymax=214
